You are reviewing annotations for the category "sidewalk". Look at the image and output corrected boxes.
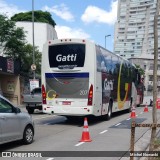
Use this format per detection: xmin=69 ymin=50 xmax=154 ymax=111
xmin=121 ymin=95 xmax=160 ymax=160
xmin=142 ymin=96 xmax=153 ymax=106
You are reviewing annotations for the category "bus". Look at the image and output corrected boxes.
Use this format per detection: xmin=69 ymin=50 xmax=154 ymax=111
xmin=41 ymin=39 xmax=141 ymax=120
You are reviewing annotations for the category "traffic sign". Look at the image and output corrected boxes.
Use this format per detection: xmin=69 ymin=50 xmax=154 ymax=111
xmin=31 ymin=64 xmax=36 ymax=71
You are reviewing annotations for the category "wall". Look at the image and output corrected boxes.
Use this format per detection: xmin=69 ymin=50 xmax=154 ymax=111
xmin=1 ymin=74 xmax=20 ymax=105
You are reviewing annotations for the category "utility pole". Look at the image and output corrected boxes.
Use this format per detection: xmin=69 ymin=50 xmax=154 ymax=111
xmin=105 ymin=35 xmax=111 ymax=48
xmin=149 ymin=0 xmax=160 ymax=155
xmin=32 ymin=0 xmax=36 ymax=79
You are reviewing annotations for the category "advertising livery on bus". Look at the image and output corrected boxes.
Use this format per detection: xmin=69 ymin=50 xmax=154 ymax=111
xmin=41 ymin=39 xmax=141 ymax=120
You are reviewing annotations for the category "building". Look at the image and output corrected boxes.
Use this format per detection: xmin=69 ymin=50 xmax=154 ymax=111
xmin=16 ymin=21 xmax=58 ymax=52
xmin=0 ymin=22 xmax=58 ymax=105
xmin=114 ymin=0 xmax=160 ymax=95
xmin=0 ymin=56 xmax=21 ymax=105
xmin=128 ymin=56 xmax=160 ymax=96
xmin=114 ymin=0 xmax=159 ymax=58
xmin=15 ymin=22 xmax=58 ymax=99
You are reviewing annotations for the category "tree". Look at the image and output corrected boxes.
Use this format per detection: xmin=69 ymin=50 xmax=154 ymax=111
xmin=135 ymin=64 xmax=145 ymax=76
xmin=0 ymin=14 xmax=41 ymax=77
xmin=11 ymin=10 xmax=56 ymax=27
xmin=0 ymin=14 xmax=19 ymax=49
xmin=21 ymin=44 xmax=41 ymax=77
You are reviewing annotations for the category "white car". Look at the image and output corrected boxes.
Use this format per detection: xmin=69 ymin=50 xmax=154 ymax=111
xmin=0 ymin=95 xmax=34 ymax=145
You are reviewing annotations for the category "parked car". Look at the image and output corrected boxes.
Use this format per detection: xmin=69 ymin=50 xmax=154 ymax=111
xmin=23 ymin=87 xmax=42 ymax=114
xmin=0 ymin=95 xmax=34 ymax=145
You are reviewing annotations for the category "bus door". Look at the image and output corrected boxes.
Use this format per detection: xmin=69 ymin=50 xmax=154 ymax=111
xmin=101 ymin=72 xmax=111 ymax=115
xmin=95 ymin=71 xmax=103 ymax=116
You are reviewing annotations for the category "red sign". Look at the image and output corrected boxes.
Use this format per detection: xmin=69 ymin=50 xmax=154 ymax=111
xmin=7 ymin=58 xmax=14 ymax=73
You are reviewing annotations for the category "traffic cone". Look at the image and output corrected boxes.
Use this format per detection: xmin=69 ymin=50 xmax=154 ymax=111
xmin=79 ymin=117 xmax=92 ymax=142
xmin=144 ymin=103 xmax=149 ymax=112
xmin=130 ymin=104 xmax=136 ymax=118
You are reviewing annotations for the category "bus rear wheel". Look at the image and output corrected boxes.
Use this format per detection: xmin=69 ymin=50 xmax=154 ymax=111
xmin=103 ymin=103 xmax=112 ymax=121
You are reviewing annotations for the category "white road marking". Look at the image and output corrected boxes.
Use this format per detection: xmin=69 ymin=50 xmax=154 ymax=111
xmin=75 ymin=142 xmax=85 ymax=146
xmin=115 ymin=123 xmax=121 ymax=126
xmin=46 ymin=158 xmax=54 ymax=160
xmin=44 ymin=123 xmax=51 ymax=125
xmin=126 ymin=118 xmax=131 ymax=120
xmin=99 ymin=130 xmax=108 ymax=134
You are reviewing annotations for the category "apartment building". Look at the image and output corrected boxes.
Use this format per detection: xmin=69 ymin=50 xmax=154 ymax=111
xmin=114 ymin=0 xmax=160 ymax=95
xmin=114 ymin=0 xmax=159 ymax=58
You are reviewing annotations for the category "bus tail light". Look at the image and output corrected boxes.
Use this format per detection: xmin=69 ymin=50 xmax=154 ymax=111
xmin=87 ymin=84 xmax=93 ymax=106
xmin=42 ymin=84 xmax=46 ymax=104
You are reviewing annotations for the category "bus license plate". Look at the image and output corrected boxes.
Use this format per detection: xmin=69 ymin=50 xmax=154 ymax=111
xmin=62 ymin=101 xmax=71 ymax=105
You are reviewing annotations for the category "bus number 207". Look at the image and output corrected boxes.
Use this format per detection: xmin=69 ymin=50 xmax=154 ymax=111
xmin=80 ymin=90 xmax=88 ymax=95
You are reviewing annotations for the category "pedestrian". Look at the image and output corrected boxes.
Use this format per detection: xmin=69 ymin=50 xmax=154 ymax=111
xmin=149 ymin=99 xmax=153 ymax=106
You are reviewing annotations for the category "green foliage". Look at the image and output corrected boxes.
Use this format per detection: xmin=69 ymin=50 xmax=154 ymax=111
xmin=0 ymin=14 xmax=41 ymax=78
xmin=21 ymin=44 xmax=41 ymax=77
xmin=4 ymin=27 xmax=26 ymax=59
xmin=135 ymin=64 xmax=145 ymax=76
xmin=11 ymin=10 xmax=56 ymax=27
xmin=0 ymin=15 xmax=15 ymax=44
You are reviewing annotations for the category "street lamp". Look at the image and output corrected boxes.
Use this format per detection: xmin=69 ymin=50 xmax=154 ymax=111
xmin=105 ymin=35 xmax=111 ymax=48
xmin=32 ymin=0 xmax=35 ymax=79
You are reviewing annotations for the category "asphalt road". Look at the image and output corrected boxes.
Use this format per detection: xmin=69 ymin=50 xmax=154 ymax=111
xmin=0 ymin=99 xmax=160 ymax=160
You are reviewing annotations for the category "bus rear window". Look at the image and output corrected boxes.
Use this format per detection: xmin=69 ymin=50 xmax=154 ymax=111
xmin=49 ymin=44 xmax=85 ymax=69
xmin=45 ymin=73 xmax=89 ymax=99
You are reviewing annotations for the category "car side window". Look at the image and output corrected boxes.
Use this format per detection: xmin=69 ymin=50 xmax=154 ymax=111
xmin=0 ymin=97 xmax=13 ymax=113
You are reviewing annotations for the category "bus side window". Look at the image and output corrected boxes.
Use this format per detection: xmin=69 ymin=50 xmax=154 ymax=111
xmin=96 ymin=46 xmax=106 ymax=72
xmin=104 ymin=55 xmax=112 ymax=74
xmin=96 ymin=47 xmax=102 ymax=72
xmin=112 ymin=56 xmax=119 ymax=75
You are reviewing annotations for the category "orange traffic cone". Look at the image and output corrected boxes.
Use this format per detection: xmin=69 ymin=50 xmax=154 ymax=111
xmin=130 ymin=104 xmax=136 ymax=118
xmin=144 ymin=103 xmax=149 ymax=112
xmin=79 ymin=117 xmax=92 ymax=142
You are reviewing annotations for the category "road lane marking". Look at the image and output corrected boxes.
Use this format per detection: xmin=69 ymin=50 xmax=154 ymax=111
xmin=46 ymin=158 xmax=54 ymax=160
xmin=75 ymin=142 xmax=85 ymax=146
xmin=126 ymin=118 xmax=131 ymax=120
xmin=99 ymin=130 xmax=108 ymax=134
xmin=44 ymin=123 xmax=51 ymax=125
xmin=115 ymin=123 xmax=121 ymax=126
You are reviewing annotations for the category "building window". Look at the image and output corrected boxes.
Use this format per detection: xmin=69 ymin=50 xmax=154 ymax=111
xmin=149 ymin=75 xmax=153 ymax=81
xmin=149 ymin=64 xmax=153 ymax=70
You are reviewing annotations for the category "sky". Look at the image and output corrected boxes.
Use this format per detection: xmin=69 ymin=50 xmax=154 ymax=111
xmin=0 ymin=0 xmax=118 ymax=52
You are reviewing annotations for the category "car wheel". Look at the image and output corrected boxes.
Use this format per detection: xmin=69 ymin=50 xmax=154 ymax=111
xmin=23 ymin=125 xmax=34 ymax=144
xmin=27 ymin=108 xmax=34 ymax=114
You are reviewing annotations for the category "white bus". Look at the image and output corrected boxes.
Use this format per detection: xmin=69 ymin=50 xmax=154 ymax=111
xmin=41 ymin=39 xmax=140 ymax=120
